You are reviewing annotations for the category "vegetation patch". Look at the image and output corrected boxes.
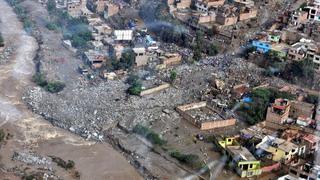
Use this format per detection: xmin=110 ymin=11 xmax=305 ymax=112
xmin=236 ymin=88 xmax=295 ymax=125
xmin=169 ymin=150 xmax=203 ymax=169
xmin=126 ymin=74 xmax=142 ymax=96
xmin=50 ymin=156 xmax=75 ymax=170
xmin=46 ymin=0 xmax=92 ymax=49
xmin=46 ymin=22 xmax=59 ymax=31
xmin=133 ymin=124 xmax=166 ymax=146
xmin=32 ymin=73 xmax=65 ymax=93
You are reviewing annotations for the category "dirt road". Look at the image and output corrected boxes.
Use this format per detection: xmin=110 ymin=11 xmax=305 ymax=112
xmin=0 ymin=0 xmax=141 ymax=179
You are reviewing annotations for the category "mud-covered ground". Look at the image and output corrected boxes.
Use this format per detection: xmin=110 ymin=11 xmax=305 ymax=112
xmin=0 ymin=0 xmax=141 ymax=179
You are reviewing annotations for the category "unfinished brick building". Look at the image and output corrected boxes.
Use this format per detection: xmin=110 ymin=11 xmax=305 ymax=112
xmin=266 ymin=99 xmax=291 ymax=129
xmin=176 ymin=101 xmax=236 ymax=130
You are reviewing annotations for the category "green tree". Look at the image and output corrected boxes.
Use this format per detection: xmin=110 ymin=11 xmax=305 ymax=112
xmin=133 ymin=124 xmax=166 ymax=145
xmin=169 ymin=70 xmax=177 ymax=82
xmin=127 ymin=80 xmax=142 ymax=95
xmin=208 ymin=43 xmax=218 ymax=56
xmin=192 ymin=31 xmax=204 ymax=61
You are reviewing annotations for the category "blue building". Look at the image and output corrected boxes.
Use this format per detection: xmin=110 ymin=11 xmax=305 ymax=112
xmin=252 ymin=40 xmax=271 ymax=53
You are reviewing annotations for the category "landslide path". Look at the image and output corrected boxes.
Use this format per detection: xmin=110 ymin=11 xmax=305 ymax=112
xmin=0 ymin=0 xmax=141 ymax=179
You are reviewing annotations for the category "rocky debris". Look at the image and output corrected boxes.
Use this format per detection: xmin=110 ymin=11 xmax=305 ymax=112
xmin=12 ymin=151 xmax=52 ymax=169
xmin=24 ymin=54 xmax=266 ymax=141
xmin=0 ymin=46 xmax=13 ymax=64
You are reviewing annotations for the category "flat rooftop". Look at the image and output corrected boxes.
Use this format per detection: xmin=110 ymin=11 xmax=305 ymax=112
xmin=227 ymin=146 xmax=257 ymax=161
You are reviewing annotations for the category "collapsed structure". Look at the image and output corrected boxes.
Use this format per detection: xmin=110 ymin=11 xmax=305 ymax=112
xmin=176 ymin=101 xmax=236 ymax=130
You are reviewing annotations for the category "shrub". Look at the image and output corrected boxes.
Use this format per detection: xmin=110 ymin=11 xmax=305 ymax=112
xmin=45 ymin=81 xmax=65 ymax=93
xmin=32 ymin=73 xmax=65 ymax=93
xmin=127 ymin=81 xmax=142 ymax=95
xmin=133 ymin=124 xmax=166 ymax=146
xmin=170 ymin=70 xmax=177 ymax=81
xmin=126 ymin=75 xmax=142 ymax=96
xmin=50 ymin=156 xmax=75 ymax=170
xmin=46 ymin=22 xmax=58 ymax=31
xmin=208 ymin=44 xmax=218 ymax=56
xmin=32 ymin=73 xmax=48 ymax=87
xmin=170 ymin=150 xmax=202 ymax=168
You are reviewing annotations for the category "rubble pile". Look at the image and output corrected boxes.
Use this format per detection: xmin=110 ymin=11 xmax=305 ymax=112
xmin=12 ymin=151 xmax=52 ymax=168
xmin=24 ymin=54 xmax=265 ymax=141
xmin=0 ymin=47 xmax=13 ymax=64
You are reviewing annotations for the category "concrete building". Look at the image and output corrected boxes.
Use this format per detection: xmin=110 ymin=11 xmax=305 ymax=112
xmin=238 ymin=6 xmax=258 ymax=21
xmin=266 ymin=99 xmax=291 ymax=126
xmin=216 ymin=5 xmax=238 ymax=26
xmin=159 ymin=53 xmax=182 ymax=66
xmin=252 ymin=40 xmax=271 ymax=53
xmin=226 ymin=146 xmax=262 ymax=178
xmin=84 ymin=50 xmax=106 ymax=69
xmin=279 ymin=163 xmax=320 ymax=180
xmin=256 ymin=135 xmax=299 ymax=162
xmin=306 ymin=0 xmax=320 ymax=22
xmin=290 ymin=101 xmax=315 ymax=119
xmin=290 ymin=9 xmax=309 ymax=26
xmin=133 ymin=47 xmax=149 ymax=67
xmin=195 ymin=0 xmax=226 ymax=13
xmin=67 ymin=0 xmax=83 ymax=17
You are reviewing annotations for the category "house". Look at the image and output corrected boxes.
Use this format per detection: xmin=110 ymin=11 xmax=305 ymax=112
xmin=195 ymin=0 xmax=226 ymax=13
xmin=160 ymin=53 xmax=182 ymax=66
xmin=252 ymin=40 xmax=271 ymax=53
xmin=67 ymin=0 xmax=83 ymax=17
xmin=279 ymin=163 xmax=320 ymax=180
xmin=84 ymin=50 xmax=106 ymax=69
xmin=133 ymin=47 xmax=149 ymax=67
xmin=287 ymin=42 xmax=308 ymax=61
xmin=290 ymin=9 xmax=308 ymax=26
xmin=305 ymin=0 xmax=320 ymax=22
xmin=290 ymin=101 xmax=315 ymax=119
xmin=226 ymin=146 xmax=262 ymax=178
xmin=256 ymin=135 xmax=299 ymax=162
xmin=238 ymin=6 xmax=258 ymax=21
xmin=192 ymin=11 xmax=217 ymax=24
xmin=268 ymin=32 xmax=281 ymax=43
xmin=302 ymin=134 xmax=320 ymax=154
xmin=215 ymin=136 xmax=262 ymax=178
xmin=305 ymin=41 xmax=320 ymax=71
xmin=266 ymin=99 xmax=291 ymax=127
xmin=216 ymin=5 xmax=238 ymax=26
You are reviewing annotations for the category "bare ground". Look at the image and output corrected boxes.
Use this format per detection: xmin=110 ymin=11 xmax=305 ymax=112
xmin=0 ymin=0 xmax=141 ymax=179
